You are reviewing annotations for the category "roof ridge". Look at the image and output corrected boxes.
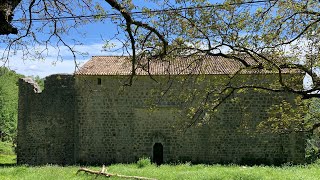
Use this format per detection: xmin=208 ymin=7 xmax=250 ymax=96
xmin=92 ymin=55 xmax=129 ymax=57
xmin=75 ymin=55 xmax=301 ymax=76
xmin=91 ymin=55 xmax=214 ymax=58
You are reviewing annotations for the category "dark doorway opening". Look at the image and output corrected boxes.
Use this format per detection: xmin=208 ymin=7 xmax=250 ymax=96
xmin=153 ymin=143 xmax=163 ymax=165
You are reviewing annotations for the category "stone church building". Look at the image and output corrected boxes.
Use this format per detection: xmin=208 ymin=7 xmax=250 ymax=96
xmin=17 ymin=56 xmax=305 ymax=165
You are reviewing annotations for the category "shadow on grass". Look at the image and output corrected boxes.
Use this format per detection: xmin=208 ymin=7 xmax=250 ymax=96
xmin=0 ymin=163 xmax=17 ymax=167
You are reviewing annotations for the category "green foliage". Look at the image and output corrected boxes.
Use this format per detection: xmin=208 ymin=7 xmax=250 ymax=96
xmin=306 ymin=137 xmax=320 ymax=163
xmin=0 ymin=141 xmax=15 ymax=155
xmin=257 ymin=96 xmax=308 ymax=133
xmin=257 ymin=96 xmax=320 ymax=134
xmin=0 ymin=141 xmax=16 ymax=165
xmin=0 ymin=154 xmax=16 ymax=164
xmin=31 ymin=75 xmax=44 ymax=91
xmin=305 ymin=99 xmax=320 ymax=163
xmin=304 ymin=98 xmax=320 ymax=130
xmin=256 ymin=97 xmax=320 ymax=162
xmin=0 ymin=67 xmax=23 ymax=142
xmin=136 ymin=157 xmax=152 ymax=168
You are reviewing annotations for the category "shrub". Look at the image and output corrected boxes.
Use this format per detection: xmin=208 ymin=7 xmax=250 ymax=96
xmin=136 ymin=157 xmax=151 ymax=168
xmin=0 ymin=141 xmax=15 ymax=155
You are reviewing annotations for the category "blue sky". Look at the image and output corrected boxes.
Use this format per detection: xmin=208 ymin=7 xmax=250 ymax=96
xmin=2 ymin=5 xmax=119 ymax=77
xmin=2 ymin=0 xmax=310 ymax=82
xmin=1 ymin=0 xmax=225 ymax=78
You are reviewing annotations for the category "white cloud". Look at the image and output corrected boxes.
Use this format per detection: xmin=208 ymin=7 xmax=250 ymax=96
xmin=9 ymin=59 xmax=85 ymax=78
xmin=0 ymin=41 xmax=124 ymax=78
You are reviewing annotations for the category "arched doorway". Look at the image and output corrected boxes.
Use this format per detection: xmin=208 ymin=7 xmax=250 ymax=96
xmin=153 ymin=143 xmax=163 ymax=165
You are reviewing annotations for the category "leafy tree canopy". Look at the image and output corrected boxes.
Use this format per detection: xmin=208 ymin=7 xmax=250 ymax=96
xmin=0 ymin=0 xmax=319 ymax=131
xmin=0 ymin=0 xmax=318 ymax=93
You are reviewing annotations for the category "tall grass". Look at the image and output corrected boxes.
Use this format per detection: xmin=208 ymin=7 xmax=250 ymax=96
xmin=0 ymin=142 xmax=14 ymax=155
xmin=0 ymin=141 xmax=16 ymax=165
xmin=0 ymin=162 xmax=320 ymax=180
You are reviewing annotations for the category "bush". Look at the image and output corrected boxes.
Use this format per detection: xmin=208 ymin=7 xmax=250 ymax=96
xmin=306 ymin=137 xmax=320 ymax=163
xmin=0 ymin=141 xmax=15 ymax=155
xmin=136 ymin=157 xmax=151 ymax=168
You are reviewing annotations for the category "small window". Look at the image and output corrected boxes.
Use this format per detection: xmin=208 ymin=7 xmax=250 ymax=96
xmin=97 ymin=78 xmax=101 ymax=85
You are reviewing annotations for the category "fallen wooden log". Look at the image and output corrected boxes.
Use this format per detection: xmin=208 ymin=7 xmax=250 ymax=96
xmin=76 ymin=165 xmax=157 ymax=180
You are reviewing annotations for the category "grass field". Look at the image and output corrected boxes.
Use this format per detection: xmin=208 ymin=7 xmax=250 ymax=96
xmin=1 ymin=141 xmax=320 ymax=180
xmin=0 ymin=161 xmax=320 ymax=180
xmin=0 ymin=141 xmax=16 ymax=165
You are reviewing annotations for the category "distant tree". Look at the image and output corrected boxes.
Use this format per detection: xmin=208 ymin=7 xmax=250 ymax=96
xmin=305 ymin=98 xmax=320 ymax=162
xmin=32 ymin=75 xmax=44 ymax=90
xmin=0 ymin=67 xmax=23 ymax=142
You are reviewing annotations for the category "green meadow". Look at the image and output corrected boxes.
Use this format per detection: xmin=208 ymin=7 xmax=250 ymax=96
xmin=1 ymin=159 xmax=320 ymax=180
xmin=1 ymin=142 xmax=320 ymax=180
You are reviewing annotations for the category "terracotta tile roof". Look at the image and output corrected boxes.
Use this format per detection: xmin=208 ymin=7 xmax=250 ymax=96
xmin=75 ymin=56 xmax=301 ymax=76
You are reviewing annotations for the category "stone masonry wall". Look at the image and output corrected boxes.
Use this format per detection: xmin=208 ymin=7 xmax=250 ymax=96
xmin=74 ymin=74 xmax=305 ymax=165
xmin=17 ymin=74 xmax=75 ymax=165
xmin=17 ymin=73 xmax=305 ymax=165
